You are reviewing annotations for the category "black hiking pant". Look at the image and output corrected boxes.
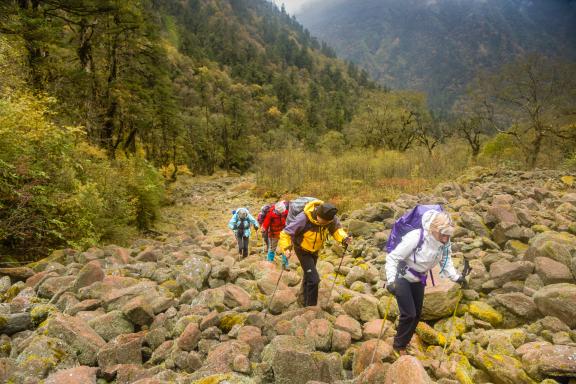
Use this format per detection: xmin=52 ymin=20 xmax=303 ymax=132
xmin=393 ymin=277 xmax=425 ymax=350
xmin=236 ymin=235 xmax=249 ymax=258
xmin=295 ymin=247 xmax=319 ymax=306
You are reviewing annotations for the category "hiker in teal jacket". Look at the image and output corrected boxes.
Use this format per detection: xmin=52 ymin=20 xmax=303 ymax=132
xmin=228 ymin=207 xmax=259 ymax=258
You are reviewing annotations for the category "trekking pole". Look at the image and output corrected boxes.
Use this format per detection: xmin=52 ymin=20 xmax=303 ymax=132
xmin=325 ymin=243 xmax=349 ymax=308
xmin=264 ymin=255 xmax=287 ymax=318
xmin=370 ymin=261 xmax=404 ymax=365
xmin=439 ymin=260 xmax=471 ymax=367
xmin=370 ymin=290 xmax=394 ymax=365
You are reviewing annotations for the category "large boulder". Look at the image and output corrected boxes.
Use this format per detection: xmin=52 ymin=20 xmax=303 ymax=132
xmin=384 ymin=355 xmax=433 ymax=384
xmin=16 ymin=335 xmax=76 ymax=379
xmin=350 ymin=203 xmax=395 ymax=223
xmin=45 ymin=366 xmax=98 ymax=384
xmin=261 ymin=335 xmax=344 ymax=384
xmin=473 ymin=349 xmax=535 ymax=384
xmin=73 ymin=261 xmax=104 ymax=291
xmin=492 ymin=222 xmax=529 ymax=246
xmin=353 ymin=339 xmax=393 ymax=376
xmin=177 ymin=256 xmax=211 ymax=290
xmin=305 ymin=319 xmax=333 ymax=351
xmin=520 ymin=344 xmax=576 ymax=381
xmin=223 ymin=284 xmax=251 ymax=308
xmin=534 ymin=257 xmax=574 ymax=285
xmin=122 ymin=295 xmax=155 ymax=326
xmin=0 ymin=267 xmax=34 ymax=281
xmin=268 ymin=289 xmax=297 ymax=315
xmin=494 ymin=293 xmax=540 ymax=320
xmin=97 ymin=333 xmax=143 ymax=370
xmin=88 ymin=310 xmax=134 ymax=342
xmin=193 ymin=340 xmax=251 ymax=379
xmin=421 ymin=269 xmax=461 ymax=320
xmin=525 ymin=231 xmax=576 ymax=277
xmin=177 ymin=323 xmax=201 ymax=352
xmin=459 ymin=211 xmax=491 ymax=237
xmin=334 ymin=314 xmax=362 ymax=341
xmin=343 ymin=294 xmax=380 ymax=322
xmin=347 ymin=220 xmax=379 ymax=237
xmin=468 ymin=301 xmax=503 ymax=326
xmin=489 ymin=260 xmax=534 ymax=286
xmin=533 ymin=283 xmax=576 ymax=328
xmin=42 ymin=313 xmax=106 ymax=365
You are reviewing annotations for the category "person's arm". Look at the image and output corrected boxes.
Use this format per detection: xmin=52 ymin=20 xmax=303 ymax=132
xmin=278 ymin=213 xmax=307 ymax=253
xmin=248 ymin=213 xmax=259 ymax=229
xmin=384 ymin=230 xmax=419 ymax=284
xmin=261 ymin=211 xmax=271 ymax=232
xmin=328 ymin=217 xmax=348 ymax=244
xmin=228 ymin=215 xmax=237 ymax=231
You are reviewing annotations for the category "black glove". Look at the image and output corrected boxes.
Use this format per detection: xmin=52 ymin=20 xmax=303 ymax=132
xmin=386 ymin=281 xmax=396 ymax=296
xmin=456 ymin=275 xmax=466 ymax=286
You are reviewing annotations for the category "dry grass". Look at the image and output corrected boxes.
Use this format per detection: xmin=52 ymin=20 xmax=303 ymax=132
xmin=255 ymin=142 xmax=473 ymax=212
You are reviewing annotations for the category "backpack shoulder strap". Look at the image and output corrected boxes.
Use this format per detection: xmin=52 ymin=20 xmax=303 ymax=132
xmin=412 ymin=228 xmax=425 ymax=263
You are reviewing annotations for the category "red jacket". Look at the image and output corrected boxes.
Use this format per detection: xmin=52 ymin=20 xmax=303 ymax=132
xmin=262 ymin=205 xmax=288 ymax=238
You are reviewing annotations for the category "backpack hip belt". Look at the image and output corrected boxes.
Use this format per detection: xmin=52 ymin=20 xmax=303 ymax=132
xmin=404 ymin=266 xmax=434 ymax=286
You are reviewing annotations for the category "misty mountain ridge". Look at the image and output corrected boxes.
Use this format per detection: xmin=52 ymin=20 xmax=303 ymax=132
xmin=297 ymin=0 xmax=576 ymax=109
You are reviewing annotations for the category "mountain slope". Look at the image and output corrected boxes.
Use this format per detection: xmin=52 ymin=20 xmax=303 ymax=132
xmin=297 ymin=0 xmax=576 ymax=108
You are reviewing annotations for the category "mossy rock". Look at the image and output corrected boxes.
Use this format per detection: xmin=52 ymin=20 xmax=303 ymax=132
xmin=3 ymin=282 xmax=24 ymax=302
xmin=191 ymin=373 xmax=255 ymax=384
xmin=30 ymin=304 xmax=58 ymax=327
xmin=454 ymin=354 xmax=475 ymax=384
xmin=531 ymin=224 xmax=551 ymax=233
xmin=219 ymin=313 xmax=247 ymax=333
xmin=349 ymin=281 xmax=366 ymax=293
xmin=434 ymin=316 xmax=466 ymax=339
xmin=339 ymin=292 xmax=355 ymax=303
xmin=160 ymin=279 xmax=182 ymax=296
xmin=415 ymin=322 xmax=446 ymax=346
xmin=468 ymin=301 xmax=503 ymax=326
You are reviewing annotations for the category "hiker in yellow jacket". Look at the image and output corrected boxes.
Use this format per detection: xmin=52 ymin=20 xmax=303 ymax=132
xmin=278 ymin=200 xmax=351 ymax=306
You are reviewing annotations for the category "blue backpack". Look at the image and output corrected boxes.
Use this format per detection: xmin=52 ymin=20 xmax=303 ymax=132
xmin=386 ymin=204 xmax=445 ymax=285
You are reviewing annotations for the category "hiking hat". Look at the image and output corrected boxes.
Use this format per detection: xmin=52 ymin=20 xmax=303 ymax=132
xmin=317 ymin=203 xmax=338 ymax=221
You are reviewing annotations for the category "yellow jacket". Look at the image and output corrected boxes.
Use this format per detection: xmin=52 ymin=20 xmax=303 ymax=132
xmin=278 ymin=200 xmax=347 ymax=254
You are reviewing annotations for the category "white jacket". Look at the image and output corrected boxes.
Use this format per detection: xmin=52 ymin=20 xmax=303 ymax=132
xmin=385 ymin=210 xmax=460 ymax=284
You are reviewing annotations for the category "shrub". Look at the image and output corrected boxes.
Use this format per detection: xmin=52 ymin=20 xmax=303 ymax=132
xmin=0 ymin=90 xmax=164 ymax=258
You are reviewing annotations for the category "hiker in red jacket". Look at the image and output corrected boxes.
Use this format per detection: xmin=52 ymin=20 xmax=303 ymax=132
xmin=261 ymin=201 xmax=289 ymax=269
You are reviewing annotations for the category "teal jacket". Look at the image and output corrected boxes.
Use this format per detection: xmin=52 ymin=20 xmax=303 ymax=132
xmin=228 ymin=208 xmax=259 ymax=238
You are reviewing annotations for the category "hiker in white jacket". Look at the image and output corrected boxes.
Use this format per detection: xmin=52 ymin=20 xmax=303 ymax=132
xmin=385 ymin=210 xmax=464 ymax=355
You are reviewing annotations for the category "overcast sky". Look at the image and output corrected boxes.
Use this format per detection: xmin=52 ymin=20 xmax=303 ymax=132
xmin=271 ymin=0 xmax=317 ymax=14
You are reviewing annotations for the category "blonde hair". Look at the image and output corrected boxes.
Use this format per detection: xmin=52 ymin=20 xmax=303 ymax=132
xmin=430 ymin=212 xmax=454 ymax=236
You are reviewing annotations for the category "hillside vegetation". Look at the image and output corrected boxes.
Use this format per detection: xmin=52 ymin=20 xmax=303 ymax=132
xmin=297 ymin=0 xmax=576 ymax=108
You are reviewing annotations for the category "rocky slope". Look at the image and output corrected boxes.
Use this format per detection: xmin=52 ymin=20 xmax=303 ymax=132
xmin=1 ymin=169 xmax=575 ymax=384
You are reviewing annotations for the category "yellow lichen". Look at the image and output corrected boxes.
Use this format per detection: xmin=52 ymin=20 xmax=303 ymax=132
xmin=218 ymin=313 xmax=246 ymax=333
xmin=468 ymin=301 xmax=503 ymax=326
xmin=415 ymin=322 xmax=447 ymax=346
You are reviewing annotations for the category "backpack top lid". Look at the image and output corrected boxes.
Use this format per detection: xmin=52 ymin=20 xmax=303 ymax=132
xmin=385 ymin=205 xmax=444 ymax=253
xmin=286 ymin=196 xmax=318 ymax=225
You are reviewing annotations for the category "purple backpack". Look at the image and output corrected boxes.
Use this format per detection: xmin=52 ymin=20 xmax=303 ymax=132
xmin=386 ymin=204 xmax=444 ymax=285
